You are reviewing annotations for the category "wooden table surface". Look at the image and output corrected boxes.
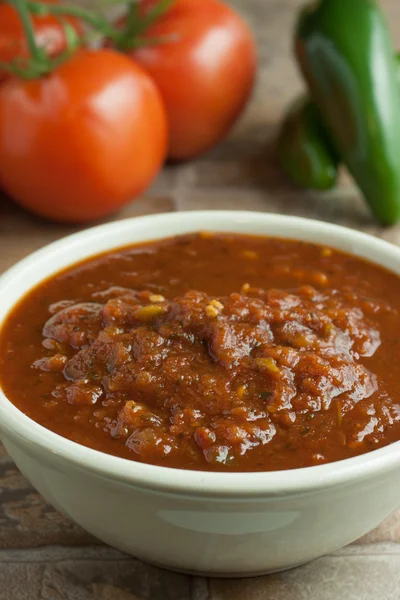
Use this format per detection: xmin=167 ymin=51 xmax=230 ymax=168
xmin=2 ymin=1 xmax=400 ymax=598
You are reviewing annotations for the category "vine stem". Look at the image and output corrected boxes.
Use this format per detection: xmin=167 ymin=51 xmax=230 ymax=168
xmin=28 ymin=0 xmax=175 ymax=51
xmin=27 ymin=1 xmax=119 ymax=41
xmin=11 ymin=0 xmax=46 ymax=65
xmin=117 ymin=0 xmax=174 ymax=49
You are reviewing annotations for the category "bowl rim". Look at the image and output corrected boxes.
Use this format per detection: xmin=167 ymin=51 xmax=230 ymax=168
xmin=1 ymin=209 xmax=400 ymax=499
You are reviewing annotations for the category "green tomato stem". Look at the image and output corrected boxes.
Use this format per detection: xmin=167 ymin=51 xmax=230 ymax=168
xmin=11 ymin=0 xmax=48 ymax=68
xmin=115 ymin=0 xmax=175 ymax=50
xmin=5 ymin=0 xmax=85 ymax=79
xmin=136 ymin=0 xmax=174 ymax=35
xmin=25 ymin=0 xmax=175 ymax=55
xmin=27 ymin=0 xmax=119 ymax=40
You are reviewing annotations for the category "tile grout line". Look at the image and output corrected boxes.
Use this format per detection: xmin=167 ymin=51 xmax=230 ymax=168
xmin=1 ymin=543 xmax=400 ymax=564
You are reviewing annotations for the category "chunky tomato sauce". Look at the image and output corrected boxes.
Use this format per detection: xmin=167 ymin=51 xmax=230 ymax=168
xmin=1 ymin=232 xmax=400 ymax=472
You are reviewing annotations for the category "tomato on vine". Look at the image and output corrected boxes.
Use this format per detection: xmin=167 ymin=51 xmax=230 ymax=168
xmin=21 ymin=0 xmax=257 ymax=161
xmin=0 ymin=1 xmax=167 ymax=223
xmin=112 ymin=0 xmax=257 ymax=160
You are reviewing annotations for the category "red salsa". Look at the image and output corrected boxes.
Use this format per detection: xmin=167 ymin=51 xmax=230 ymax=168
xmin=1 ymin=232 xmax=400 ymax=472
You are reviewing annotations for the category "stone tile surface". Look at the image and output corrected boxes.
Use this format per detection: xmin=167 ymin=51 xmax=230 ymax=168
xmin=210 ymin=545 xmax=400 ymax=600
xmin=2 ymin=0 xmax=400 ymax=597
xmin=1 ymin=546 xmax=400 ymax=600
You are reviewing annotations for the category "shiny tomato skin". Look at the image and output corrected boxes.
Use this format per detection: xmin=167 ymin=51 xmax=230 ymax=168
xmin=0 ymin=49 xmax=167 ymax=223
xmin=127 ymin=0 xmax=256 ymax=160
xmin=0 ymin=0 xmax=82 ymax=83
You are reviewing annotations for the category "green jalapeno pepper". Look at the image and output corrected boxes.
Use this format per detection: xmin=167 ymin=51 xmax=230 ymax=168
xmin=278 ymin=51 xmax=400 ymax=193
xmin=277 ymin=95 xmax=338 ymax=190
xmin=294 ymin=0 xmax=400 ymax=224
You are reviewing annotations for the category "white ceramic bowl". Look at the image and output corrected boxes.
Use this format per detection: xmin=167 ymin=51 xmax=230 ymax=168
xmin=1 ymin=211 xmax=400 ymax=577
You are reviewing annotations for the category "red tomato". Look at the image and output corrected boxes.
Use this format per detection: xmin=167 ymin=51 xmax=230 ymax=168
xmin=0 ymin=49 xmax=167 ymax=223
xmin=0 ymin=0 xmax=82 ymax=83
xmin=121 ymin=0 xmax=256 ymax=160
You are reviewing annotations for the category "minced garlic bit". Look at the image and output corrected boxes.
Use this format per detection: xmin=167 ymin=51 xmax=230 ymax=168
xmin=206 ymin=304 xmax=219 ymax=318
xmin=255 ymin=357 xmax=280 ymax=375
xmin=321 ymin=247 xmax=333 ymax=257
xmin=210 ymin=299 xmax=224 ymax=310
xmin=237 ymin=385 xmax=247 ymax=399
xmin=241 ymin=283 xmax=250 ymax=294
xmin=242 ymin=250 xmax=259 ymax=260
xmin=149 ymin=294 xmax=165 ymax=303
xmin=136 ymin=305 xmax=165 ymax=321
xmin=136 ymin=371 xmax=152 ymax=385
xmin=206 ymin=299 xmax=224 ymax=318
xmin=337 ymin=400 xmax=343 ymax=427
